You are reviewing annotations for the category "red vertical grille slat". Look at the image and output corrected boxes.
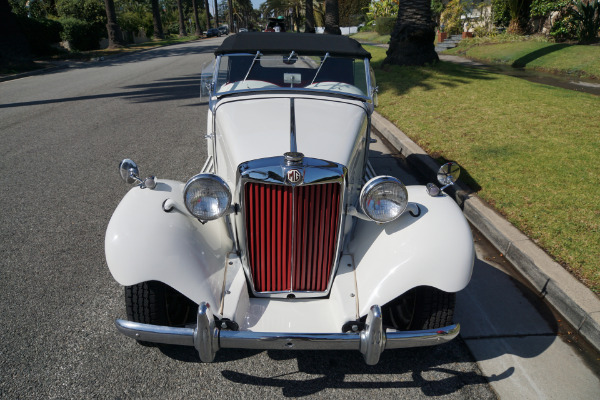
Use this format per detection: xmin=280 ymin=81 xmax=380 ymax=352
xmin=245 ymin=181 xmax=340 ymax=293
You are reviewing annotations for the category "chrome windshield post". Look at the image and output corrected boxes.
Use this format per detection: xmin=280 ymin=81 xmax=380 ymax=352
xmin=243 ymin=51 xmax=262 ymax=82
xmin=310 ymin=52 xmax=330 ymax=84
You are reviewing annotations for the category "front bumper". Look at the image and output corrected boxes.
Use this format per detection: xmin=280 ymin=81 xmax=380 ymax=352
xmin=115 ymin=302 xmax=459 ymax=365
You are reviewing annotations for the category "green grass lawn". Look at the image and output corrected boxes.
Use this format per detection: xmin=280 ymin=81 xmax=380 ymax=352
xmin=445 ymin=39 xmax=600 ymax=79
xmin=366 ymin=45 xmax=600 ymax=293
xmin=351 ymin=31 xmax=391 ymax=44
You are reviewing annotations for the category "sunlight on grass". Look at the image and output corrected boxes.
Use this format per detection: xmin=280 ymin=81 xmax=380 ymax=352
xmin=366 ymin=45 xmax=600 ymax=292
xmin=446 ymin=40 xmax=600 ymax=79
xmin=351 ymin=32 xmax=391 ymax=44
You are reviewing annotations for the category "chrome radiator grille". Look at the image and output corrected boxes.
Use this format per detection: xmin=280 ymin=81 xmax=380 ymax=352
xmin=244 ymin=182 xmax=341 ymax=293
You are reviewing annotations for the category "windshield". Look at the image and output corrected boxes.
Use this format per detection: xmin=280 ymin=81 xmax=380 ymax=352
xmin=215 ymin=53 xmax=369 ymax=98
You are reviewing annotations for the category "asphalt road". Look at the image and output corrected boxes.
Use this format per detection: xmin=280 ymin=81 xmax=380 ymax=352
xmin=0 ymin=38 xmax=497 ymax=398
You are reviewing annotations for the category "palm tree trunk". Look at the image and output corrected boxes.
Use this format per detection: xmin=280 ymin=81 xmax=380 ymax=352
xmin=324 ymin=0 xmax=341 ymax=34
xmin=228 ymin=0 xmax=234 ymax=32
xmin=205 ymin=0 xmax=211 ymax=30
xmin=150 ymin=0 xmax=164 ymax=39
xmin=214 ymin=0 xmax=219 ymax=27
xmin=384 ymin=0 xmax=438 ymax=66
xmin=305 ymin=0 xmax=316 ymax=33
xmin=104 ymin=0 xmax=126 ymax=47
xmin=176 ymin=0 xmax=187 ymax=37
xmin=192 ymin=0 xmax=202 ymax=36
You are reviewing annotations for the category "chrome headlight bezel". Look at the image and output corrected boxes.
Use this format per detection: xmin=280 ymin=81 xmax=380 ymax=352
xmin=359 ymin=176 xmax=408 ymax=223
xmin=183 ymin=174 xmax=232 ymax=221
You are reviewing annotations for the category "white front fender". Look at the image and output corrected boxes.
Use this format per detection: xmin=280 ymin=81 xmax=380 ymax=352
xmin=349 ymin=186 xmax=474 ymax=317
xmin=105 ymin=180 xmax=233 ymax=307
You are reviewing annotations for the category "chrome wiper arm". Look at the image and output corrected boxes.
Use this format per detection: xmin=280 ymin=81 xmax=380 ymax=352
xmin=310 ymin=52 xmax=330 ymax=85
xmin=243 ymin=51 xmax=262 ymax=82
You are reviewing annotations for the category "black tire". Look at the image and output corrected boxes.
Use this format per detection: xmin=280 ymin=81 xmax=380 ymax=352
xmin=125 ymin=281 xmax=198 ymax=328
xmin=385 ymin=286 xmax=455 ymax=330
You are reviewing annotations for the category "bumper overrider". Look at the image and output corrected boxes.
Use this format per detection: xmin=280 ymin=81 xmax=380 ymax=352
xmin=115 ymin=302 xmax=459 ymax=365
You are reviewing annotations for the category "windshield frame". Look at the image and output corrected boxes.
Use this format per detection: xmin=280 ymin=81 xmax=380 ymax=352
xmin=210 ymin=53 xmax=375 ymax=103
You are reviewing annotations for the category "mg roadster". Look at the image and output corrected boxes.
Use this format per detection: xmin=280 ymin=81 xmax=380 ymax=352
xmin=105 ymin=32 xmax=474 ymax=365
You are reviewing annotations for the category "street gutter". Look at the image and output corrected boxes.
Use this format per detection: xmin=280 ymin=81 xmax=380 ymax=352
xmin=371 ymin=110 xmax=600 ymax=353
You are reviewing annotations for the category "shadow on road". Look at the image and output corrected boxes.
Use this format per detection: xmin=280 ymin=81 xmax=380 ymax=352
xmin=0 ymin=74 xmax=206 ymax=109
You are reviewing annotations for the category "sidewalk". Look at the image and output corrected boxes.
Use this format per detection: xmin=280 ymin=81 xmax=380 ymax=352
xmin=371 ymin=111 xmax=600 ymax=353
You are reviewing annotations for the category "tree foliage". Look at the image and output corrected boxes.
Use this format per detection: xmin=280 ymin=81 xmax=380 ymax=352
xmin=338 ymin=0 xmax=369 ymax=26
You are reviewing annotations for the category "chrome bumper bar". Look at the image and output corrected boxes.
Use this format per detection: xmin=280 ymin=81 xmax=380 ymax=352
xmin=115 ymin=302 xmax=459 ymax=365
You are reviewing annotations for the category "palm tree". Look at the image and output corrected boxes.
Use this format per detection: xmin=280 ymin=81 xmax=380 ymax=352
xmin=150 ymin=0 xmax=164 ymax=39
xmin=384 ymin=0 xmax=438 ymax=66
xmin=176 ymin=0 xmax=187 ymax=36
xmin=214 ymin=0 xmax=219 ymax=27
xmin=305 ymin=0 xmax=316 ymax=32
xmin=205 ymin=0 xmax=211 ymax=30
xmin=324 ymin=0 xmax=340 ymax=34
xmin=192 ymin=0 xmax=202 ymax=36
xmin=104 ymin=0 xmax=126 ymax=47
xmin=228 ymin=0 xmax=234 ymax=32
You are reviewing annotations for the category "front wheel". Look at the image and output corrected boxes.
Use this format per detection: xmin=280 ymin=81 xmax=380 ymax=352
xmin=384 ymin=286 xmax=456 ymax=330
xmin=125 ymin=281 xmax=198 ymax=327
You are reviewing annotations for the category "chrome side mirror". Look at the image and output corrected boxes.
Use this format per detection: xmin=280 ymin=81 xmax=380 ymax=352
xmin=118 ymin=159 xmax=156 ymax=189
xmin=426 ymin=162 xmax=460 ymax=197
xmin=119 ymin=159 xmax=139 ymax=184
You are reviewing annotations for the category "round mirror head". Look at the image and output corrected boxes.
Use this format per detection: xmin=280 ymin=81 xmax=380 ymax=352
xmin=119 ymin=159 xmax=139 ymax=184
xmin=437 ymin=162 xmax=460 ymax=186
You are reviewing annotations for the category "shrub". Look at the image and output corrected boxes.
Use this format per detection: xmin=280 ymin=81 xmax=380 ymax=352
xmin=375 ymin=16 xmax=396 ymax=35
xmin=13 ymin=15 xmax=63 ymax=56
xmin=570 ymin=0 xmax=600 ymax=43
xmin=118 ymin=11 xmax=154 ymax=41
xmin=59 ymin=17 xmax=103 ymax=51
xmin=530 ymin=0 xmax=570 ymax=17
xmin=492 ymin=0 xmax=512 ymax=27
xmin=440 ymin=0 xmax=464 ymax=34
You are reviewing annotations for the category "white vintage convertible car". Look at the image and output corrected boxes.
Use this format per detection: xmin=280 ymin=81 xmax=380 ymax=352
xmin=105 ymin=32 xmax=474 ymax=365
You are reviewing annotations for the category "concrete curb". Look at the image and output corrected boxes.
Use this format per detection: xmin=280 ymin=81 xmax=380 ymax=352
xmin=0 ymin=64 xmax=69 ymax=83
xmin=371 ymin=111 xmax=600 ymax=352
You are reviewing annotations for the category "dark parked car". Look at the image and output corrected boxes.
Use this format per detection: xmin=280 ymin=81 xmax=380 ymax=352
xmin=218 ymin=26 xmax=229 ymax=35
xmin=206 ymin=28 xmax=221 ymax=37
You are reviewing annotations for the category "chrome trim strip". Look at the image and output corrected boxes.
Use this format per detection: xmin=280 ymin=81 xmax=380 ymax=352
xmin=365 ymin=58 xmax=373 ymax=104
xmin=216 ymin=87 xmax=370 ymax=102
xmin=289 ymin=98 xmax=297 ymax=153
xmin=115 ymin=305 xmax=460 ymax=365
xmin=201 ymin=156 xmax=214 ymax=174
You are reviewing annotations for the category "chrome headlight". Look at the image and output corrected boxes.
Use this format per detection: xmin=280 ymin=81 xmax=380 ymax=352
xmin=183 ymin=174 xmax=232 ymax=220
xmin=360 ymin=176 xmax=408 ymax=223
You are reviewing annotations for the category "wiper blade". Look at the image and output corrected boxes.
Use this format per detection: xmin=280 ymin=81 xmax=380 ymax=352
xmin=310 ymin=52 xmax=330 ymax=85
xmin=243 ymin=51 xmax=262 ymax=82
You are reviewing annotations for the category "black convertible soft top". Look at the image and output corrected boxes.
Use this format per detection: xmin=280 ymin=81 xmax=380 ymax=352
xmin=215 ymin=32 xmax=371 ymax=59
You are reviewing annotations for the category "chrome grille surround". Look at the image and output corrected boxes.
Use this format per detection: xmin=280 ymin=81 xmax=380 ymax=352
xmin=236 ymin=156 xmax=347 ymax=298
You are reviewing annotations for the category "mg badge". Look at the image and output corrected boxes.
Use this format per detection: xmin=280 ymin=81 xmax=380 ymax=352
xmin=287 ymin=169 xmax=303 ymax=184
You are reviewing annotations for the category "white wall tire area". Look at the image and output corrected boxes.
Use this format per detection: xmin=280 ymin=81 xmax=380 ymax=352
xmin=383 ymin=286 xmax=456 ymax=330
xmin=125 ymin=281 xmax=198 ymax=340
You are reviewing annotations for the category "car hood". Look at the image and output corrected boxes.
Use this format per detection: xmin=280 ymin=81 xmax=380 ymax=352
xmin=214 ymin=95 xmax=368 ymax=182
